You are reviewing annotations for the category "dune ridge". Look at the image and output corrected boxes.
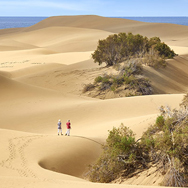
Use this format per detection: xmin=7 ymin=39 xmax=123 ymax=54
xmin=0 ymin=15 xmax=188 ymax=188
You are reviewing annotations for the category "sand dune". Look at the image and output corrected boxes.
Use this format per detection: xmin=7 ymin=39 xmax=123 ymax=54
xmin=16 ymin=26 xmax=112 ymax=52
xmin=0 ymin=15 xmax=188 ymax=188
xmin=23 ymin=15 xmax=143 ymax=32
xmin=24 ymin=15 xmax=188 ymax=45
xmin=0 ymin=38 xmax=37 ymax=51
xmin=169 ymin=46 xmax=188 ymax=55
xmin=144 ymin=54 xmax=188 ymax=94
xmin=0 ymin=74 xmax=184 ymax=137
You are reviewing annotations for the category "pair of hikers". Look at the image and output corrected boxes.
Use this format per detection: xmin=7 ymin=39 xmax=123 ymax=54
xmin=57 ymin=119 xmax=71 ymax=136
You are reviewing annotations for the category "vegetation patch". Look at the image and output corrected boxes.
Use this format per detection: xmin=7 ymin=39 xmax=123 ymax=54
xmin=86 ymin=94 xmax=188 ymax=187
xmin=83 ymin=59 xmax=153 ymax=98
xmin=83 ymin=33 xmax=177 ymax=99
xmin=92 ymin=33 xmax=176 ymax=67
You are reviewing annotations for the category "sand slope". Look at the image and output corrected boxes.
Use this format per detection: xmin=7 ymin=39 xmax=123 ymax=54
xmin=0 ymin=15 xmax=188 ymax=188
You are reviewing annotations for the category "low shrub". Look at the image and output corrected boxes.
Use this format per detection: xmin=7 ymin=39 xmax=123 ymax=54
xmin=100 ymin=82 xmax=112 ymax=91
xmin=180 ymin=93 xmax=188 ymax=108
xmin=155 ymin=42 xmax=176 ymax=59
xmin=155 ymin=115 xmax=165 ymax=129
xmin=87 ymin=94 xmax=188 ymax=186
xmin=82 ymin=83 xmax=95 ymax=93
xmin=83 ymin=59 xmax=153 ymax=96
xmin=87 ymin=124 xmax=146 ymax=183
xmin=142 ymin=48 xmax=166 ymax=68
xmin=95 ymin=76 xmax=103 ymax=83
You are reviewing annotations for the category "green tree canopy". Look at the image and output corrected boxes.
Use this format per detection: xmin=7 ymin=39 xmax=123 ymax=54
xmin=92 ymin=32 xmax=176 ymax=66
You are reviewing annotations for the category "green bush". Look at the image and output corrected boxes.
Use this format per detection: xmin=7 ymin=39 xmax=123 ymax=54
xmin=95 ymin=76 xmax=103 ymax=83
xmin=155 ymin=115 xmax=165 ymax=129
xmin=83 ymin=60 xmax=152 ymax=96
xmin=87 ymin=98 xmax=188 ymax=186
xmin=180 ymin=93 xmax=188 ymax=108
xmin=155 ymin=42 xmax=176 ymax=59
xmin=102 ymin=77 xmax=110 ymax=84
xmin=142 ymin=105 xmax=188 ymax=187
xmin=112 ymin=76 xmax=124 ymax=85
xmin=110 ymin=85 xmax=116 ymax=92
xmin=124 ymin=76 xmax=131 ymax=84
xmin=87 ymin=124 xmax=147 ymax=183
xmin=99 ymin=82 xmax=111 ymax=91
xmin=92 ymin=32 xmax=176 ymax=67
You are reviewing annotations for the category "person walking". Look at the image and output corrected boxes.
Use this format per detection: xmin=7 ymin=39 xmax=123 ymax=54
xmin=57 ymin=119 xmax=63 ymax=135
xmin=65 ymin=120 xmax=71 ymax=136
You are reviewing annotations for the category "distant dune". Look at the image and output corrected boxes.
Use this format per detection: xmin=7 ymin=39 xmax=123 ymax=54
xmin=0 ymin=15 xmax=188 ymax=188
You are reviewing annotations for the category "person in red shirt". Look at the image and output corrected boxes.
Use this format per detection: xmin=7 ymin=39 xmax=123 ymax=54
xmin=65 ymin=120 xmax=71 ymax=136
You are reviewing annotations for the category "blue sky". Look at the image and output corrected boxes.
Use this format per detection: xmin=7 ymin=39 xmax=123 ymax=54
xmin=0 ymin=0 xmax=188 ymax=17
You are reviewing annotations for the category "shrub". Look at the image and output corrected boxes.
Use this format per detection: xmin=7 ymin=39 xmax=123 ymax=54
xmin=95 ymin=76 xmax=103 ymax=83
xmin=112 ymin=76 xmax=124 ymax=85
xmin=155 ymin=115 xmax=165 ymax=129
xmin=155 ymin=42 xmax=176 ymax=59
xmin=110 ymin=85 xmax=116 ymax=92
xmin=148 ymin=36 xmax=161 ymax=47
xmin=142 ymin=105 xmax=188 ymax=187
xmin=123 ymin=76 xmax=130 ymax=85
xmin=101 ymin=77 xmax=110 ymax=84
xmin=87 ymin=97 xmax=188 ymax=186
xmin=92 ymin=34 xmax=123 ymax=66
xmin=180 ymin=93 xmax=188 ymax=108
xmin=99 ymin=82 xmax=111 ymax=91
xmin=135 ymin=78 xmax=153 ymax=95
xmin=142 ymin=48 xmax=166 ymax=68
xmin=83 ymin=59 xmax=152 ymax=96
xmin=82 ymin=83 xmax=95 ymax=93
xmin=87 ymin=124 xmax=147 ymax=183
xmin=92 ymin=32 xmax=176 ymax=67
xmin=122 ymin=59 xmax=143 ymax=76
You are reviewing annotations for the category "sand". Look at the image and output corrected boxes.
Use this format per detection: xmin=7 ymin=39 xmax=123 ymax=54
xmin=0 ymin=15 xmax=188 ymax=188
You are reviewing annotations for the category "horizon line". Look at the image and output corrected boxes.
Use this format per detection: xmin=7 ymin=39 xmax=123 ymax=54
xmin=0 ymin=15 xmax=188 ymax=18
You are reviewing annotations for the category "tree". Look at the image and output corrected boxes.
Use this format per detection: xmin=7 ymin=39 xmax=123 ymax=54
xmin=92 ymin=34 xmax=123 ymax=66
xmin=92 ymin=33 xmax=148 ymax=66
xmin=92 ymin=32 xmax=176 ymax=67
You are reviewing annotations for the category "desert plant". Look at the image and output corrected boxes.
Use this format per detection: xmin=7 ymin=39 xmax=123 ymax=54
xmin=87 ymin=94 xmax=188 ymax=186
xmin=141 ymin=104 xmax=188 ymax=187
xmin=95 ymin=76 xmax=103 ymax=83
xmin=155 ymin=115 xmax=165 ymax=129
xmin=87 ymin=124 xmax=148 ymax=183
xmin=92 ymin=33 xmax=176 ymax=67
xmin=83 ymin=59 xmax=152 ymax=96
xmin=142 ymin=48 xmax=166 ymax=68
xmin=82 ymin=83 xmax=95 ymax=93
xmin=148 ymin=37 xmax=176 ymax=59
xmin=180 ymin=93 xmax=188 ymax=109
xmin=121 ymin=59 xmax=143 ymax=76
xmin=155 ymin=42 xmax=176 ymax=59
xmin=91 ymin=34 xmax=123 ymax=66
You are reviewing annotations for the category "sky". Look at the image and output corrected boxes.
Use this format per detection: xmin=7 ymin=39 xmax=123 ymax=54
xmin=0 ymin=0 xmax=188 ymax=17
